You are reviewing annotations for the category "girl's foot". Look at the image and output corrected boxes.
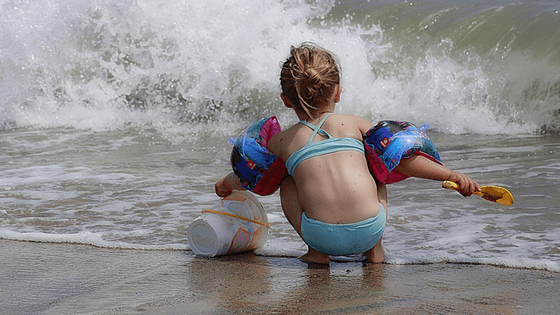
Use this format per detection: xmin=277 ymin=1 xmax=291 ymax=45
xmin=364 ymin=240 xmax=384 ymax=263
xmin=299 ymin=247 xmax=330 ymax=264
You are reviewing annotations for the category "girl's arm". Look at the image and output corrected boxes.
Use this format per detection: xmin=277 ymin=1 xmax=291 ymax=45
xmin=394 ymin=155 xmax=480 ymax=196
xmin=215 ymin=172 xmax=245 ymax=197
xmin=354 ymin=115 xmax=374 ymax=135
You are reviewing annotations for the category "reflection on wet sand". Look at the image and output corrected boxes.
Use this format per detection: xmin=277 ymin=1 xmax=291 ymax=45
xmin=187 ymin=253 xmax=272 ymax=312
xmin=272 ymin=262 xmax=386 ymax=314
xmin=186 ymin=254 xmax=554 ymax=314
xmin=188 ymin=252 xmax=388 ymax=314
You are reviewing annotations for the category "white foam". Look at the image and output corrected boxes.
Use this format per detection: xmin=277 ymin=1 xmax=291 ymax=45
xmin=0 ymin=229 xmax=188 ymax=251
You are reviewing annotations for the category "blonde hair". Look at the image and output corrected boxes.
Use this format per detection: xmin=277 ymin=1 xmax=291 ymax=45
xmin=280 ymin=43 xmax=341 ymax=118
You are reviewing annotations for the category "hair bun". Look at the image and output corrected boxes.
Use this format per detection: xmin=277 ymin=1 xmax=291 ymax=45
xmin=280 ymin=43 xmax=340 ymax=118
xmin=304 ymin=66 xmax=321 ymax=85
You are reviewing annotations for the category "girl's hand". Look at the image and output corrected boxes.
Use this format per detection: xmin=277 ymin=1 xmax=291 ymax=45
xmin=447 ymin=171 xmax=480 ymax=197
xmin=215 ymin=172 xmax=243 ymax=197
xmin=215 ymin=176 xmax=233 ymax=197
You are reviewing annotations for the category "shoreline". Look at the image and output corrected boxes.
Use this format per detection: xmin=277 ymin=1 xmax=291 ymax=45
xmin=1 ymin=240 xmax=558 ymax=315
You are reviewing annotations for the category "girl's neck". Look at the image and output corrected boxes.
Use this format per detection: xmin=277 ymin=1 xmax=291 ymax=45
xmin=295 ymin=102 xmax=336 ymax=122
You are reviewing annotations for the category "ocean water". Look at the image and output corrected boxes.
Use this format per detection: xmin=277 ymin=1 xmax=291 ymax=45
xmin=1 ymin=0 xmax=559 ymax=271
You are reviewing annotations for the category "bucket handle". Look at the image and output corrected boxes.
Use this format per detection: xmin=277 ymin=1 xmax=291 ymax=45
xmin=201 ymin=210 xmax=271 ymax=228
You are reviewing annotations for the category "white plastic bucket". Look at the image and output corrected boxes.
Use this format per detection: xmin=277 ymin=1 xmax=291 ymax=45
xmin=187 ymin=191 xmax=269 ymax=257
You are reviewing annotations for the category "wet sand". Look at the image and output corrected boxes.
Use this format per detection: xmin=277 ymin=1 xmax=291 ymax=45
xmin=1 ymin=240 xmax=558 ymax=315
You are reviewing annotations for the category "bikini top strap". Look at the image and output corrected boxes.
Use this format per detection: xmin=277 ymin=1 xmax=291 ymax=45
xmin=298 ymin=113 xmax=333 ymax=145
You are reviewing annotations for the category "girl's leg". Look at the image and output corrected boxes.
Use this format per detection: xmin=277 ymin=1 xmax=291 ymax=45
xmin=280 ymin=176 xmax=330 ymax=264
xmin=365 ymin=183 xmax=388 ymax=263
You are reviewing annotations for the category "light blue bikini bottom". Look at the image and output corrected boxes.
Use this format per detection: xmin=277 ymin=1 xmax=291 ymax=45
xmin=301 ymin=204 xmax=386 ymax=256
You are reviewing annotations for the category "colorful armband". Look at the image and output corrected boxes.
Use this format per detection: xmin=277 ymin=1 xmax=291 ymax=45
xmin=230 ymin=116 xmax=287 ymax=196
xmin=363 ymin=120 xmax=442 ymax=184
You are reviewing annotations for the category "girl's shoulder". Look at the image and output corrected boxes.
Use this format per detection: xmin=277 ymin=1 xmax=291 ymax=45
xmin=333 ymin=113 xmax=370 ymax=123
xmin=328 ymin=114 xmax=373 ymax=133
xmin=266 ymin=127 xmax=292 ymax=158
xmin=267 ymin=123 xmax=310 ymax=159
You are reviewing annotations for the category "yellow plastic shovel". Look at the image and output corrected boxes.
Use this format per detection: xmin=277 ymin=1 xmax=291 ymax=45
xmin=442 ymin=181 xmax=514 ymax=206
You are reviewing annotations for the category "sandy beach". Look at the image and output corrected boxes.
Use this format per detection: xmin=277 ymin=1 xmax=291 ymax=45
xmin=1 ymin=240 xmax=558 ymax=315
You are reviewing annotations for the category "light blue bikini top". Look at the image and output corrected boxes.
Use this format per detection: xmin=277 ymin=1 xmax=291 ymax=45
xmin=285 ymin=114 xmax=365 ymax=176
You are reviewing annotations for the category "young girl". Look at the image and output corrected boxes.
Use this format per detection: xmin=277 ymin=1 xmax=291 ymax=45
xmin=215 ymin=43 xmax=480 ymax=264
